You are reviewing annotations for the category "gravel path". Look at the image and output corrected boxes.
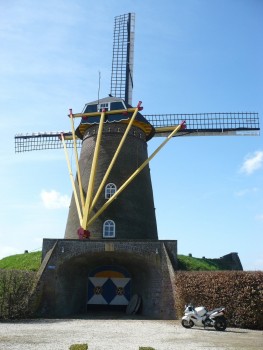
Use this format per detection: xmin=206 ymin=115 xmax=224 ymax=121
xmin=0 ymin=317 xmax=262 ymax=350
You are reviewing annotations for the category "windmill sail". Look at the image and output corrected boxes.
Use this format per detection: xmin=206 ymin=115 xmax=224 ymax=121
xmin=14 ymin=11 xmax=260 ymax=153
xmin=147 ymin=112 xmax=260 ymax=137
xmin=14 ymin=132 xmax=81 ymax=152
xmin=14 ymin=111 xmax=260 ymax=152
xmin=110 ymin=13 xmax=135 ymax=105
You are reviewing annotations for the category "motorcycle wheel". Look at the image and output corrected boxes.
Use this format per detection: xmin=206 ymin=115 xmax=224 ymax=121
xmin=214 ymin=317 xmax=227 ymax=331
xmin=181 ymin=319 xmax=194 ymax=328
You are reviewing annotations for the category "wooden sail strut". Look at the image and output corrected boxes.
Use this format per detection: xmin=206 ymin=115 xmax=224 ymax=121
xmin=63 ymin=102 xmax=185 ymax=231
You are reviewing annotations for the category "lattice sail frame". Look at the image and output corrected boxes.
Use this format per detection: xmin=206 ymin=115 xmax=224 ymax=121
xmin=14 ymin=132 xmax=82 ymax=153
xmin=14 ymin=112 xmax=260 ymax=152
xmin=147 ymin=112 xmax=260 ymax=137
xmin=110 ymin=13 xmax=135 ymax=105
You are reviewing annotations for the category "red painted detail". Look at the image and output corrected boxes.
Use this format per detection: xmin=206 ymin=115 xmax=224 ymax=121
xmin=137 ymin=101 xmax=143 ymax=111
xmin=180 ymin=121 xmax=187 ymax=129
xmin=77 ymin=227 xmax=91 ymax=239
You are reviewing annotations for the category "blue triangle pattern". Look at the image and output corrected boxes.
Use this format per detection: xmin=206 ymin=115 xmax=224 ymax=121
xmin=102 ymin=278 xmax=116 ymax=303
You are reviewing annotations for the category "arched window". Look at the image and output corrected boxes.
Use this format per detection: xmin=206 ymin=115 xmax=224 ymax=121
xmin=105 ymin=183 xmax=117 ymax=199
xmin=103 ymin=220 xmax=115 ymax=238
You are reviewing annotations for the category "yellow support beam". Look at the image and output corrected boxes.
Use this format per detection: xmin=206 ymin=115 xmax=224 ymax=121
xmin=62 ymin=134 xmax=80 ymax=141
xmin=71 ymin=107 xmax=140 ymax=119
xmin=81 ymin=110 xmax=106 ymax=229
xmin=60 ymin=133 xmax=83 ymax=224
xmin=155 ymin=126 xmax=181 ymax=133
xmin=69 ymin=109 xmax=85 ymax=211
xmin=86 ymin=120 xmax=186 ymax=227
xmin=89 ymin=101 xmax=142 ymax=214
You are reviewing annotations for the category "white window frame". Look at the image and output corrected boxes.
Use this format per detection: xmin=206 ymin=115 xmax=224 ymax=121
xmin=103 ymin=220 xmax=115 ymax=238
xmin=97 ymin=102 xmax=110 ymax=112
xmin=105 ymin=183 xmax=117 ymax=199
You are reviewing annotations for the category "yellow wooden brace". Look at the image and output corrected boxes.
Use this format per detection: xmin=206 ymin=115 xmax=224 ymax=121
xmin=81 ymin=110 xmax=106 ymax=229
xmin=69 ymin=109 xmax=85 ymax=210
xmin=86 ymin=121 xmax=186 ymax=227
xmin=89 ymin=101 xmax=142 ymax=214
xmin=71 ymin=107 xmax=141 ymax=119
xmin=60 ymin=133 xmax=83 ymax=224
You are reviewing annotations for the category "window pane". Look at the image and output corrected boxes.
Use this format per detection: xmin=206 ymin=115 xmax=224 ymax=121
xmin=103 ymin=220 xmax=115 ymax=238
xmin=105 ymin=183 xmax=117 ymax=199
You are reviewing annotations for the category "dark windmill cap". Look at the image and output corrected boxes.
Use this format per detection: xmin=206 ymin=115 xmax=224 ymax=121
xmin=75 ymin=96 xmax=155 ymax=141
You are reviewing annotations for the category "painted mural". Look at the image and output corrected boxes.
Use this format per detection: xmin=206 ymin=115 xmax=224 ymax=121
xmin=87 ymin=265 xmax=131 ymax=305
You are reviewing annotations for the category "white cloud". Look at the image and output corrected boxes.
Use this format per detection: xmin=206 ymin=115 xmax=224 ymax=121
xmin=240 ymin=151 xmax=263 ymax=175
xmin=255 ymin=214 xmax=263 ymax=221
xmin=235 ymin=187 xmax=259 ymax=197
xmin=40 ymin=189 xmax=70 ymax=209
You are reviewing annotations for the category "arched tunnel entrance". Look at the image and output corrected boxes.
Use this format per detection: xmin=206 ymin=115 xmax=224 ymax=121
xmin=37 ymin=239 xmax=177 ymax=319
xmin=55 ymin=251 xmax=163 ymax=317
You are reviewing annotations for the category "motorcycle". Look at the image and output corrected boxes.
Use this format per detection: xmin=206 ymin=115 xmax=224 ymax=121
xmin=181 ymin=304 xmax=227 ymax=331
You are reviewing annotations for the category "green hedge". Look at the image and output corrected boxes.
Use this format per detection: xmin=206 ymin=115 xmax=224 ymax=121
xmin=1 ymin=268 xmax=263 ymax=330
xmin=0 ymin=269 xmax=37 ymax=319
xmin=175 ymin=271 xmax=263 ymax=330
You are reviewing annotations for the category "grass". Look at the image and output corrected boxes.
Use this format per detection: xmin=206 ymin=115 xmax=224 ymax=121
xmin=69 ymin=345 xmax=88 ymax=350
xmin=0 ymin=251 xmax=41 ymax=271
xmin=177 ymin=254 xmax=221 ymax=271
xmin=0 ymin=251 xmax=225 ymax=272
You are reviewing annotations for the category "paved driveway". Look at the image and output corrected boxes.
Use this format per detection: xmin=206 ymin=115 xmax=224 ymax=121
xmin=0 ymin=318 xmax=262 ymax=350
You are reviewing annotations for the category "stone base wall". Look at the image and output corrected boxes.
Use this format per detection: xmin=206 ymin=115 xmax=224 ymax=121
xmin=34 ymin=239 xmax=177 ymax=319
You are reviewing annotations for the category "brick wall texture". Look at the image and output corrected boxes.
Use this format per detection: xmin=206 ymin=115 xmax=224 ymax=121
xmin=33 ymin=239 xmax=177 ymax=319
xmin=64 ymin=124 xmax=158 ymax=240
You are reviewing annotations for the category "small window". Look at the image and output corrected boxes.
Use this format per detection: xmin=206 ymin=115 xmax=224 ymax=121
xmin=105 ymin=183 xmax=117 ymax=199
xmin=97 ymin=102 xmax=110 ymax=112
xmin=103 ymin=220 xmax=115 ymax=238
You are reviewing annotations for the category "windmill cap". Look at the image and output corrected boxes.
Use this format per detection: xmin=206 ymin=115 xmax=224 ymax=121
xmin=76 ymin=96 xmax=155 ymax=140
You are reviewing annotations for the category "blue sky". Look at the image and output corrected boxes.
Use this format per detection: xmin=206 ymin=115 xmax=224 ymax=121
xmin=0 ymin=0 xmax=262 ymax=270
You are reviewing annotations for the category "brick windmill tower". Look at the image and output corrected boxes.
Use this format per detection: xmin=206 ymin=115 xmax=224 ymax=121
xmin=63 ymin=13 xmax=158 ymax=241
xmin=15 ymin=13 xmax=260 ymax=318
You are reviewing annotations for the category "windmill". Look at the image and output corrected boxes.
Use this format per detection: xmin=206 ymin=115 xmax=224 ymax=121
xmin=14 ymin=12 xmax=260 ymax=318
xmin=15 ymin=13 xmax=260 ymax=242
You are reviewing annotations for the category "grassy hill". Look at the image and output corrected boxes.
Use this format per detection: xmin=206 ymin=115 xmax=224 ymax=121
xmin=0 ymin=251 xmax=41 ymax=271
xmin=177 ymin=254 xmax=222 ymax=271
xmin=0 ymin=251 xmax=223 ymax=271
